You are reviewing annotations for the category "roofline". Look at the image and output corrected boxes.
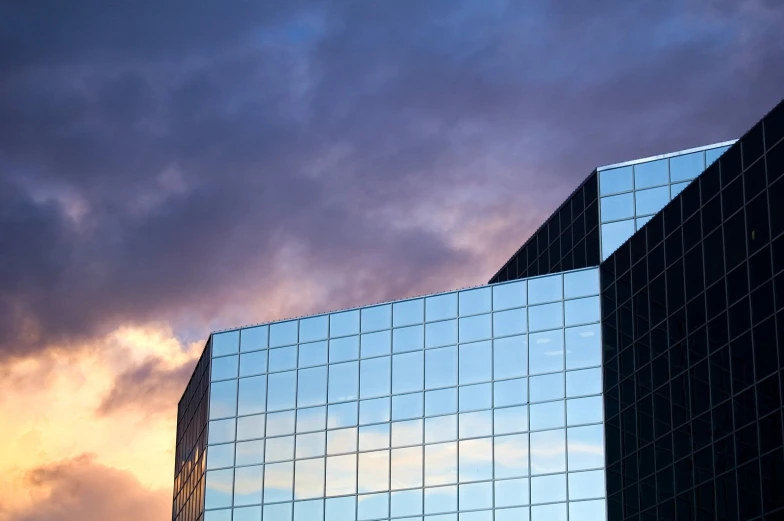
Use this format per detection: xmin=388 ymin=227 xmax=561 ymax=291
xmin=596 ymin=140 xmax=738 ymax=172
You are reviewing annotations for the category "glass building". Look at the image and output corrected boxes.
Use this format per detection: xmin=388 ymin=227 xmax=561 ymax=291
xmin=173 ymin=98 xmax=784 ymax=521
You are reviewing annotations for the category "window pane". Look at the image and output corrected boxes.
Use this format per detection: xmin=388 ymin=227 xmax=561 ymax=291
xmin=296 ymin=406 xmax=326 ymax=433
xmin=493 ymin=335 xmax=527 ymax=380
xmin=295 ymin=499 xmax=323 ymax=521
xmin=391 ymin=488 xmax=422 ymax=517
xmin=328 ymin=401 xmax=358 ymax=429
xmin=212 ymin=355 xmax=238 ymax=381
xmin=264 ymin=503 xmax=292 ymax=520
xmin=706 ymin=145 xmax=730 ymax=165
xmin=599 ymin=165 xmax=632 ymax=196
xmin=565 ymin=324 xmax=601 ymax=370
xmin=426 ymin=388 xmax=458 ymax=416
xmin=600 ymin=193 xmax=634 ymax=221
xmin=270 ymin=320 xmax=298 ymax=348
xmin=359 ymin=423 xmax=390 ymax=452
xmin=671 ymin=181 xmax=690 ymax=198
xmin=493 ymin=281 xmax=526 ymax=311
xmin=235 ymin=439 xmax=264 ymax=466
xmin=326 ymin=496 xmax=356 ymax=521
xmin=425 ymin=484 xmax=457 ymax=514
xmin=240 ymin=326 xmax=267 ymax=353
xmin=531 ymin=473 xmax=566 ymax=504
xmin=601 ymin=219 xmax=635 ymax=259
xmin=358 ymin=492 xmax=389 ymax=521
xmin=425 ymin=415 xmax=457 ymax=444
xmin=529 ymin=330 xmax=564 ymax=374
xmin=299 ymin=341 xmax=327 ymax=368
xmin=391 ymin=446 xmax=423 ymax=489
xmin=360 ymin=356 xmax=391 ymax=399
xmin=635 ymin=185 xmax=670 ymax=216
xmin=213 ymin=331 xmax=239 ymax=357
xmin=634 ymin=158 xmax=668 ymax=189
xmin=426 ymin=319 xmax=458 ymax=348
xmin=265 ymin=435 xmax=294 ymax=462
xmin=331 ymin=310 xmax=360 ymax=338
xmin=327 ymin=427 xmax=357 ymax=454
xmin=458 ymin=341 xmax=491 ymax=384
xmin=494 ymin=434 xmax=529 ymax=478
xmin=240 ymin=351 xmax=267 ymax=377
xmin=563 ymin=269 xmax=599 ymax=299
xmin=426 ymin=442 xmax=457 ymax=486
xmin=263 ymin=461 xmax=293 ymax=502
xmin=459 ymin=410 xmax=492 ymax=438
xmin=494 ymin=405 xmax=528 ymax=435
xmin=392 ymin=392 xmax=423 ymax=420
xmin=426 ymin=346 xmax=457 ymax=389
xmin=530 ymin=429 xmax=565 ymax=475
xmin=458 ymin=314 xmax=492 ymax=343
xmin=207 ymin=443 xmax=235 ymax=470
xmin=358 ymin=450 xmax=390 ymax=493
xmin=205 ymin=469 xmax=233 ymax=509
xmin=299 ymin=315 xmax=328 ymax=343
xmin=393 ymin=351 xmax=424 ymax=394
xmin=459 ymin=383 xmax=491 ymax=412
xmin=459 ymin=438 xmax=493 ymax=482
xmin=494 ymin=378 xmax=527 ymax=408
xmin=326 ymin=454 xmax=357 ymax=496
xmin=568 ymin=469 xmax=606 ymax=500
xmin=393 ymin=325 xmax=424 ymax=353
xmin=528 ymin=303 xmax=563 ymax=332
xmin=209 ymin=418 xmax=236 ymax=444
xmin=530 ymin=373 xmax=564 ymax=403
xmin=329 ymin=362 xmax=359 ymax=403
xmin=495 ymin=477 xmax=529 ymax=507
xmin=361 ymin=330 xmax=391 ymax=358
xmin=234 ymin=464 xmax=264 ymax=506
xmin=569 ymin=499 xmax=607 ymax=521
xmin=529 ymin=400 xmax=565 ymax=431
xmin=459 ymin=481 xmax=492 ymax=510
xmin=567 ymin=424 xmax=604 ymax=470
xmin=210 ymin=379 xmax=238 ymax=419
xmin=269 ymin=345 xmax=297 ymax=372
xmin=392 ymin=418 xmax=423 ymax=447
xmin=359 ymin=397 xmax=390 ymax=425
xmin=493 ymin=308 xmax=527 ymax=337
xmin=565 ymin=368 xmax=602 ymax=397
xmin=295 ymin=458 xmax=325 ymax=500
xmin=296 ymin=432 xmax=325 ymax=459
xmin=267 ymin=371 xmax=296 ymax=411
xmin=566 ymin=396 xmax=603 ymax=426
xmin=233 ymin=506 xmax=261 ymax=521
xmin=394 ymin=299 xmax=424 ymax=327
xmin=266 ymin=410 xmax=295 ymax=436
xmin=426 ymin=293 xmax=458 ymax=321
xmin=564 ymin=296 xmax=600 ymax=327
xmin=330 ymin=335 xmax=359 ymax=363
xmin=298 ymin=366 xmax=327 ymax=407
xmin=459 ymin=287 xmax=492 ymax=316
xmin=670 ymin=151 xmax=704 ymax=182
xmin=636 ymin=215 xmax=653 ymax=230
xmin=362 ymin=304 xmax=391 ymax=333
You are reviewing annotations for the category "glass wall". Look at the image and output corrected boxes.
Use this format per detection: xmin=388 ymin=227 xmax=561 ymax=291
xmin=203 ymin=268 xmax=605 ymax=521
xmin=597 ymin=141 xmax=737 ymax=261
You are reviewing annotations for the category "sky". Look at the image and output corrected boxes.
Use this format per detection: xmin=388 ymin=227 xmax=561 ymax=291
xmin=0 ymin=1 xmax=782 ymax=519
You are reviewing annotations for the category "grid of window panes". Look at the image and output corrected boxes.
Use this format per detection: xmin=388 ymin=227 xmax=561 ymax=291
xmin=597 ymin=142 xmax=737 ymax=261
xmin=173 ymin=343 xmax=211 ymax=521
xmin=600 ymin=100 xmax=784 ymax=521
xmin=490 ymin=174 xmax=600 ymax=284
xmin=203 ymin=268 xmax=606 ymax=521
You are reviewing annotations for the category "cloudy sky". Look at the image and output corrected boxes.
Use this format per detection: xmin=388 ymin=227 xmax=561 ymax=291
xmin=0 ymin=1 xmax=782 ymax=519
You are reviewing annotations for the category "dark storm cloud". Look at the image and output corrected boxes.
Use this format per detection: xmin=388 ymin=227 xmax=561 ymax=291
xmin=0 ymin=0 xmax=782 ymax=362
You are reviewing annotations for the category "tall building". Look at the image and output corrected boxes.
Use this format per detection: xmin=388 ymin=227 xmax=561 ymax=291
xmin=172 ymin=98 xmax=783 ymax=521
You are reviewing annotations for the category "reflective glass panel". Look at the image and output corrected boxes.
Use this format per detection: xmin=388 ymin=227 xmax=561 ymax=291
xmin=394 ymin=299 xmax=424 ymax=327
xmin=671 ymin=181 xmax=690 ymax=198
xmin=329 ymin=335 xmax=359 ymax=363
xmin=563 ymin=269 xmax=599 ymax=299
xmin=328 ymin=362 xmax=359 ymax=403
xmin=294 ymin=458 xmax=325 ymax=500
xmin=267 ymin=371 xmax=296 ymax=411
xmin=636 ymin=215 xmax=653 ymax=230
xmin=213 ymin=331 xmax=239 ymax=357
xmin=494 ymin=378 xmax=527 ymax=408
xmin=425 ymin=414 xmax=457 ymax=444
xmin=391 ymin=488 xmax=423 ymax=516
xmin=298 ymin=341 xmax=327 ymax=368
xmin=360 ymin=356 xmax=391 ymax=399
xmin=426 ymin=319 xmax=458 ymax=348
xmin=393 ymin=351 xmax=424 ymax=394
xmin=493 ymin=308 xmax=527 ymax=337
xmin=528 ymin=274 xmax=563 ymax=305
xmin=426 ymin=292 xmax=458 ymax=322
xmin=211 ymin=355 xmax=238 ymax=381
xmin=494 ymin=405 xmax=528 ymax=435
xmin=425 ymin=388 xmax=458 ymax=416
xmin=531 ymin=473 xmax=566 ymax=504
xmin=458 ymin=314 xmax=491 ymax=343
xmin=264 ymin=461 xmax=293 ymax=502
xmin=234 ymin=464 xmax=264 ymax=506
xmin=266 ymin=410 xmax=295 ymax=436
xmin=326 ymin=454 xmax=357 ymax=496
xmin=635 ymin=185 xmax=670 ymax=216
xmin=458 ymin=341 xmax=491 ymax=384
xmin=565 ymin=367 xmax=602 ymax=397
xmin=426 ymin=442 xmax=458 ymax=486
xmin=528 ymin=329 xmax=564 ymax=374
xmin=495 ymin=477 xmax=529 ymax=507
xmin=264 ymin=503 xmax=292 ymax=520
xmin=494 ymin=434 xmax=529 ymax=478
xmin=235 ymin=439 xmax=264 ymax=466
xmin=529 ymin=372 xmax=564 ymax=402
xmin=458 ymin=383 xmax=491 ymax=412
xmin=265 ymin=435 xmax=294 ymax=462
xmin=670 ymin=150 xmax=705 ymax=182
xmin=424 ymin=484 xmax=457 ymax=514
xmin=299 ymin=315 xmax=328 ymax=343
xmin=358 ymin=450 xmax=390 ymax=493
xmin=326 ymin=496 xmax=355 ymax=521
xmin=599 ymin=165 xmax=632 ymax=195
xmin=210 ymin=379 xmax=238 ymax=419
xmin=270 ymin=320 xmax=298 ymax=348
xmin=528 ymin=303 xmax=563 ymax=332
xmin=240 ymin=326 xmax=267 ymax=353
xmin=459 ymin=287 xmax=492 ymax=316
xmin=296 ymin=431 xmax=326 ymax=460
xmin=295 ymin=499 xmax=323 ymax=521
xmin=634 ymin=158 xmax=668 ymax=189
xmin=564 ymin=296 xmax=600 ymax=326
xmin=233 ymin=506 xmax=261 ymax=521
xmin=239 ymin=351 xmax=267 ymax=377
xmin=391 ymin=446 xmax=423 ymax=489
xmin=361 ymin=304 xmax=391 ymax=333
xmin=205 ymin=469 xmax=233 ymax=509
xmin=459 ymin=437 xmax=493 ymax=482
xmin=269 ymin=345 xmax=297 ymax=372
xmin=393 ymin=325 xmax=424 ymax=353
xmin=361 ymin=330 xmax=391 ymax=358
xmin=569 ymin=499 xmax=607 ymax=521
xmin=209 ymin=418 xmax=237 ymax=444
xmin=529 ymin=429 xmax=565 ymax=475
xmin=392 ymin=392 xmax=423 ymax=420
xmin=296 ymin=406 xmax=326 ymax=433
xmin=706 ymin=145 xmax=730 ymax=165
xmin=566 ymin=395 xmax=603 ymax=426
xmin=207 ymin=443 xmax=234 ymax=470
xmin=359 ymin=397 xmax=390 ymax=425
xmin=392 ymin=418 xmax=423 ymax=447
xmin=331 ymin=309 xmax=360 ymax=338
xmin=425 ymin=346 xmax=458 ymax=389
xmin=328 ymin=401 xmax=358 ymax=429
xmin=297 ymin=366 xmax=327 ymax=407
xmin=601 ymin=219 xmax=635 ymax=259
xmin=493 ymin=335 xmax=527 ymax=380
xmin=493 ymin=280 xmax=526 ymax=311
xmin=564 ymin=324 xmax=601 ymax=370
xmin=459 ymin=410 xmax=493 ymax=438
xmin=459 ymin=481 xmax=493 ymax=510
xmin=529 ymin=400 xmax=565 ymax=431
xmin=600 ymin=193 xmax=634 ymax=221
xmin=358 ymin=492 xmax=389 ymax=520
xmin=567 ymin=424 xmax=604 ymax=470
xmin=568 ymin=469 xmax=605 ymax=500
xmin=359 ymin=423 xmax=390 ymax=451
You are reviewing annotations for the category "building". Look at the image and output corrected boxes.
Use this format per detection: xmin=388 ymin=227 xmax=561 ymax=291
xmin=172 ymin=97 xmax=783 ymax=521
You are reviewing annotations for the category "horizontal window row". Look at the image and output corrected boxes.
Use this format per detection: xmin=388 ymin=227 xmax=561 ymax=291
xmin=208 ymin=364 xmax=603 ymax=420
xmin=600 ymin=182 xmax=692 ymax=225
xmin=204 ymin=426 xmax=605 ymax=507
xmin=212 ymin=271 xmax=600 ymax=357
xmin=207 ymin=399 xmax=604 ymax=467
xmin=205 ymin=498 xmax=606 ymax=521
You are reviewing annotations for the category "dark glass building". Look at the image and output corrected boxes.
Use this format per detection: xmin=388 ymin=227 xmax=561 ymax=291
xmin=173 ymin=98 xmax=783 ymax=521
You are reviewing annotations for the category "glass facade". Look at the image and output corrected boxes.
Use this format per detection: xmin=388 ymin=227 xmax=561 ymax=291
xmin=601 ymin=100 xmax=784 ymax=520
xmin=597 ymin=141 xmax=737 ymax=261
xmin=201 ymin=268 xmax=604 ymax=521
